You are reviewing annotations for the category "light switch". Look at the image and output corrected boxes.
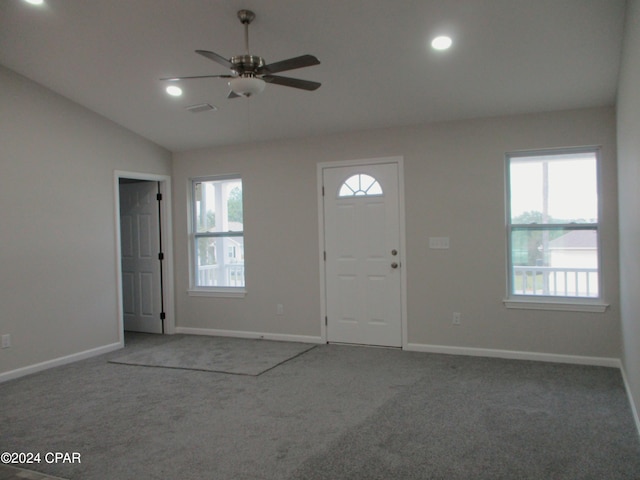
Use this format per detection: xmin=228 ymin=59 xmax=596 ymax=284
xmin=429 ymin=237 xmax=450 ymax=249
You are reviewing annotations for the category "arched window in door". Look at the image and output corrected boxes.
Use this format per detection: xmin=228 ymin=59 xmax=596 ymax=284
xmin=338 ymin=174 xmax=383 ymax=197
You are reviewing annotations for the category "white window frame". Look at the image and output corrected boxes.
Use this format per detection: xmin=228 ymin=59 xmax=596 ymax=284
xmin=503 ymin=147 xmax=608 ymax=312
xmin=338 ymin=173 xmax=384 ymax=197
xmin=187 ymin=174 xmax=246 ymax=298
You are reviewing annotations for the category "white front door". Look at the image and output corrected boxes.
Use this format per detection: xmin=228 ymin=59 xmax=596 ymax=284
xmin=119 ymin=181 xmax=163 ymax=334
xmin=323 ymin=162 xmax=403 ymax=347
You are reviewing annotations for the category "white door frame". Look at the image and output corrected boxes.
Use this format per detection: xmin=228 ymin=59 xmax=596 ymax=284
xmin=317 ymin=156 xmax=408 ymax=348
xmin=114 ymin=171 xmax=175 ymax=345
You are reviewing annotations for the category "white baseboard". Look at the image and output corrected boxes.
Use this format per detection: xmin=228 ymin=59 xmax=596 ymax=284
xmin=174 ymin=326 xmax=325 ymax=345
xmin=0 ymin=342 xmax=123 ymax=383
xmin=404 ymin=343 xmax=621 ymax=368
xmin=620 ymin=365 xmax=640 ymax=438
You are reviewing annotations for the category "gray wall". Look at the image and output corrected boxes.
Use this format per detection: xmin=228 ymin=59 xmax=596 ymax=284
xmin=0 ymin=53 xmax=627 ymax=382
xmin=617 ymin=0 xmax=640 ymax=424
xmin=172 ymin=106 xmax=620 ymax=360
xmin=0 ymin=66 xmax=171 ymax=375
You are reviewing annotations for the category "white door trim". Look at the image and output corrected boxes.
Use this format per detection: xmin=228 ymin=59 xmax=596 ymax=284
xmin=317 ymin=156 xmax=408 ymax=347
xmin=114 ymin=171 xmax=175 ymax=344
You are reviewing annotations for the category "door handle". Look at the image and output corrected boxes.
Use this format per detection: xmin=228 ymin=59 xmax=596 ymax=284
xmin=391 ymin=262 xmax=399 ymax=269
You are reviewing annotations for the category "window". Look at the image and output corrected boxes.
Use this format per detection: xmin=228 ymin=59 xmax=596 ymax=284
xmin=190 ymin=176 xmax=244 ymax=293
xmin=505 ymin=148 xmax=605 ymax=310
xmin=338 ymin=174 xmax=383 ymax=197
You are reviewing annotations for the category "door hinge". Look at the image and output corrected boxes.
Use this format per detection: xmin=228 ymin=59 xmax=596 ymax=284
xmin=322 ymin=186 xmax=325 ymax=196
xmin=323 ymin=251 xmax=326 ymax=261
xmin=157 ymin=193 xmax=163 ymax=201
xmin=158 ymin=252 xmax=164 ymax=261
xmin=325 ymin=316 xmax=328 ymax=326
xmin=160 ymin=312 xmax=166 ymax=320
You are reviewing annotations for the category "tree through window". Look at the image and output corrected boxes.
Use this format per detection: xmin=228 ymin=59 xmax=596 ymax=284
xmin=191 ymin=176 xmax=244 ymax=290
xmin=506 ymin=148 xmax=600 ymax=299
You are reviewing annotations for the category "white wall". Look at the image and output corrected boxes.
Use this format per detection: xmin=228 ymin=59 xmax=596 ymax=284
xmin=0 ymin=66 xmax=171 ymax=376
xmin=172 ymin=106 xmax=620 ymax=360
xmin=617 ymin=0 xmax=640 ymax=424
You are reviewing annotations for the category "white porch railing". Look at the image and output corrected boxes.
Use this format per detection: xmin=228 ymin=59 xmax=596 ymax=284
xmin=513 ymin=266 xmax=598 ymax=297
xmin=197 ymin=264 xmax=245 ymax=287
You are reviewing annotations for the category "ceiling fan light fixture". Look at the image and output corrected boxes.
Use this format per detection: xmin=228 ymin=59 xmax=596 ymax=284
xmin=228 ymin=76 xmax=265 ymax=97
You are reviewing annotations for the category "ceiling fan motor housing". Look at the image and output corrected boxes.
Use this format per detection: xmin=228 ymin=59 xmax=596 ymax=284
xmin=230 ymin=55 xmax=265 ymax=76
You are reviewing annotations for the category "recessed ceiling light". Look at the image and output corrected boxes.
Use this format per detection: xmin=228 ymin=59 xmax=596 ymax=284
xmin=23 ymin=0 xmax=45 ymax=5
xmin=166 ymin=85 xmax=183 ymax=97
xmin=431 ymin=36 xmax=453 ymax=51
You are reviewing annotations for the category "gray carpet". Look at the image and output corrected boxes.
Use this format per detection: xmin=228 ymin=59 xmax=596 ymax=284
xmin=290 ymin=357 xmax=640 ymax=479
xmin=109 ymin=334 xmax=316 ymax=375
xmin=1 ymin=333 xmax=639 ymax=480
xmin=0 ymin=464 xmax=68 ymax=479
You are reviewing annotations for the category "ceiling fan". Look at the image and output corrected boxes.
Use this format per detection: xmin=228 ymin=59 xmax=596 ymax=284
xmin=161 ymin=9 xmax=321 ymax=98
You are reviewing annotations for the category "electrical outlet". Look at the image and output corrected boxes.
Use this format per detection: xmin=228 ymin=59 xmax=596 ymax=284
xmin=452 ymin=312 xmax=461 ymax=326
xmin=276 ymin=304 xmax=284 ymax=315
xmin=1 ymin=334 xmax=11 ymax=349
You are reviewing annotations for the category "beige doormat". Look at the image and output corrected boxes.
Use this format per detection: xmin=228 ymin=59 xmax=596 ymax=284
xmin=109 ymin=335 xmax=316 ymax=376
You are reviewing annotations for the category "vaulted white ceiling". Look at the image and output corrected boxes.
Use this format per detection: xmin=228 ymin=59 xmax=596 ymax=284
xmin=0 ymin=0 xmax=627 ymax=152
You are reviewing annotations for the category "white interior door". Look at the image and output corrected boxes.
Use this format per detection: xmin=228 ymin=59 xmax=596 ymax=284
xmin=323 ymin=162 xmax=403 ymax=347
xmin=119 ymin=181 xmax=163 ymax=333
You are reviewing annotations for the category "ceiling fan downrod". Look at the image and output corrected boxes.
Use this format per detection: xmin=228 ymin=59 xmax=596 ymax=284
xmin=237 ymin=9 xmax=255 ymax=55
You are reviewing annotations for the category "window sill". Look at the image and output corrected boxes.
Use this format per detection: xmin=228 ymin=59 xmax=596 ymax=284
xmin=188 ymin=288 xmax=246 ymax=298
xmin=503 ymin=298 xmax=608 ymax=313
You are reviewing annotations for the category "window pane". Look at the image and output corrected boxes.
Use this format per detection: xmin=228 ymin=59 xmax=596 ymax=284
xmin=194 ymin=179 xmax=243 ymax=233
xmin=338 ymin=174 xmax=383 ymax=197
xmin=509 ymin=152 xmax=598 ymax=224
xmin=510 ymin=228 xmax=598 ymax=297
xmin=195 ymin=236 xmax=245 ymax=287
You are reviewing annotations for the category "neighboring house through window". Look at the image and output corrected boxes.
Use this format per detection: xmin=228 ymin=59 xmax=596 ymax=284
xmin=190 ymin=175 xmax=244 ymax=295
xmin=505 ymin=147 xmax=605 ymax=311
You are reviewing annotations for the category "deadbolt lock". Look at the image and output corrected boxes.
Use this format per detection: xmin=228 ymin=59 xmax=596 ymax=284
xmin=391 ymin=249 xmax=398 ymax=256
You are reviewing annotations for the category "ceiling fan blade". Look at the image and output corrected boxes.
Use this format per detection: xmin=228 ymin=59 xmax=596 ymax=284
xmin=227 ymin=90 xmax=241 ymax=99
xmin=260 ymin=54 xmax=320 ymax=74
xmin=195 ymin=50 xmax=234 ymax=69
xmin=262 ymin=75 xmax=321 ymax=91
xmin=160 ymin=74 xmax=232 ymax=81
